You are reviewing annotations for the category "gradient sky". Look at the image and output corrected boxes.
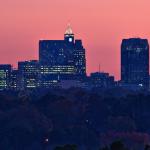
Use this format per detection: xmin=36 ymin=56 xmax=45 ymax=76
xmin=0 ymin=0 xmax=150 ymax=79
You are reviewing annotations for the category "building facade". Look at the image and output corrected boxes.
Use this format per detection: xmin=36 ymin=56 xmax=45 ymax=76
xmin=74 ymin=40 xmax=86 ymax=78
xmin=0 ymin=65 xmax=11 ymax=90
xmin=18 ymin=60 xmax=39 ymax=89
xmin=39 ymin=25 xmax=86 ymax=87
xmin=121 ymin=38 xmax=149 ymax=89
xmin=10 ymin=69 xmax=19 ymax=90
xmin=89 ymin=72 xmax=115 ymax=89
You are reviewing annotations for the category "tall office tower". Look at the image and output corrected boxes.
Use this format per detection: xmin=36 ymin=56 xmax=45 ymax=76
xmin=121 ymin=38 xmax=149 ymax=89
xmin=18 ymin=60 xmax=39 ymax=89
xmin=39 ymin=25 xmax=86 ymax=87
xmin=0 ymin=65 xmax=11 ymax=90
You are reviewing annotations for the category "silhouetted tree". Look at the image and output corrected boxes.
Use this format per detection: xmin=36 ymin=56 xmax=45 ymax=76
xmin=54 ymin=144 xmax=77 ymax=150
xmin=145 ymin=145 xmax=150 ymax=150
xmin=110 ymin=141 xmax=125 ymax=150
xmin=100 ymin=146 xmax=110 ymax=150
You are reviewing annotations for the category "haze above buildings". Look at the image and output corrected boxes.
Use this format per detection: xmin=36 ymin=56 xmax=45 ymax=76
xmin=1 ymin=0 xmax=150 ymax=79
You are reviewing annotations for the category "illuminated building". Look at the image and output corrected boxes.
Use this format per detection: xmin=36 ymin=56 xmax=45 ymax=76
xmin=18 ymin=60 xmax=39 ymax=89
xmin=0 ymin=65 xmax=11 ymax=90
xmin=39 ymin=24 xmax=86 ymax=87
xmin=39 ymin=65 xmax=60 ymax=88
xmin=74 ymin=40 xmax=86 ymax=78
xmin=10 ymin=69 xmax=19 ymax=90
xmin=121 ymin=38 xmax=149 ymax=89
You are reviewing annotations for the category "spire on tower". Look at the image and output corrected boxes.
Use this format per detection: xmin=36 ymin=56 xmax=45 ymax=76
xmin=65 ymin=23 xmax=74 ymax=35
xmin=64 ymin=23 xmax=74 ymax=42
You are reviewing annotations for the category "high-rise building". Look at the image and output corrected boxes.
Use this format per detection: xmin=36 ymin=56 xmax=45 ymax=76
xmin=121 ymin=38 xmax=149 ymax=89
xmin=18 ymin=60 xmax=39 ymax=89
xmin=0 ymin=65 xmax=11 ymax=90
xmin=39 ymin=25 xmax=86 ymax=87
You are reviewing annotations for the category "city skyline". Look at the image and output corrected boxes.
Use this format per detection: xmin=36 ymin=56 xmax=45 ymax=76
xmin=1 ymin=0 xmax=150 ymax=80
xmin=0 ymin=26 xmax=115 ymax=91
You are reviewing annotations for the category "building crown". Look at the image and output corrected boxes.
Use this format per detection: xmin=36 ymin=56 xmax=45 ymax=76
xmin=65 ymin=24 xmax=74 ymax=35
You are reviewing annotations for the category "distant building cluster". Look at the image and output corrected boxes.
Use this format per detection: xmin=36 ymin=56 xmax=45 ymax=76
xmin=0 ymin=25 xmax=114 ymax=91
xmin=0 ymin=26 xmax=149 ymax=91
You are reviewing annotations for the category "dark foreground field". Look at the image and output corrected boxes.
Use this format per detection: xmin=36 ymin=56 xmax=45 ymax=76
xmin=0 ymin=88 xmax=150 ymax=150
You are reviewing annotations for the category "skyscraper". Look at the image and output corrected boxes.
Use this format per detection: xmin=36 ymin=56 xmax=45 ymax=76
xmin=39 ymin=25 xmax=86 ymax=87
xmin=121 ymin=38 xmax=149 ymax=89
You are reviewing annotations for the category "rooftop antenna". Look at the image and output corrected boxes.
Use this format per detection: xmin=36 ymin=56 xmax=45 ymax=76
xmin=99 ymin=63 xmax=101 ymax=73
xmin=68 ymin=19 xmax=71 ymax=26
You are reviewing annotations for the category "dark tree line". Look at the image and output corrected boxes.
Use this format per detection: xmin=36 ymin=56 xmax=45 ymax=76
xmin=0 ymin=88 xmax=150 ymax=149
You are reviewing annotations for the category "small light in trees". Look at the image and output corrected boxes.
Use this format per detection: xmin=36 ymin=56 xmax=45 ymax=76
xmin=139 ymin=84 xmax=143 ymax=87
xmin=45 ymin=138 xmax=49 ymax=143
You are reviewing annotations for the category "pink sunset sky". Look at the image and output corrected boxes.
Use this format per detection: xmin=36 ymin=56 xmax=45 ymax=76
xmin=0 ymin=0 xmax=150 ymax=80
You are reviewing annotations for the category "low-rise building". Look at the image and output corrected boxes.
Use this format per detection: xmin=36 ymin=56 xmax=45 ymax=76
xmin=0 ymin=65 xmax=12 ymax=90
